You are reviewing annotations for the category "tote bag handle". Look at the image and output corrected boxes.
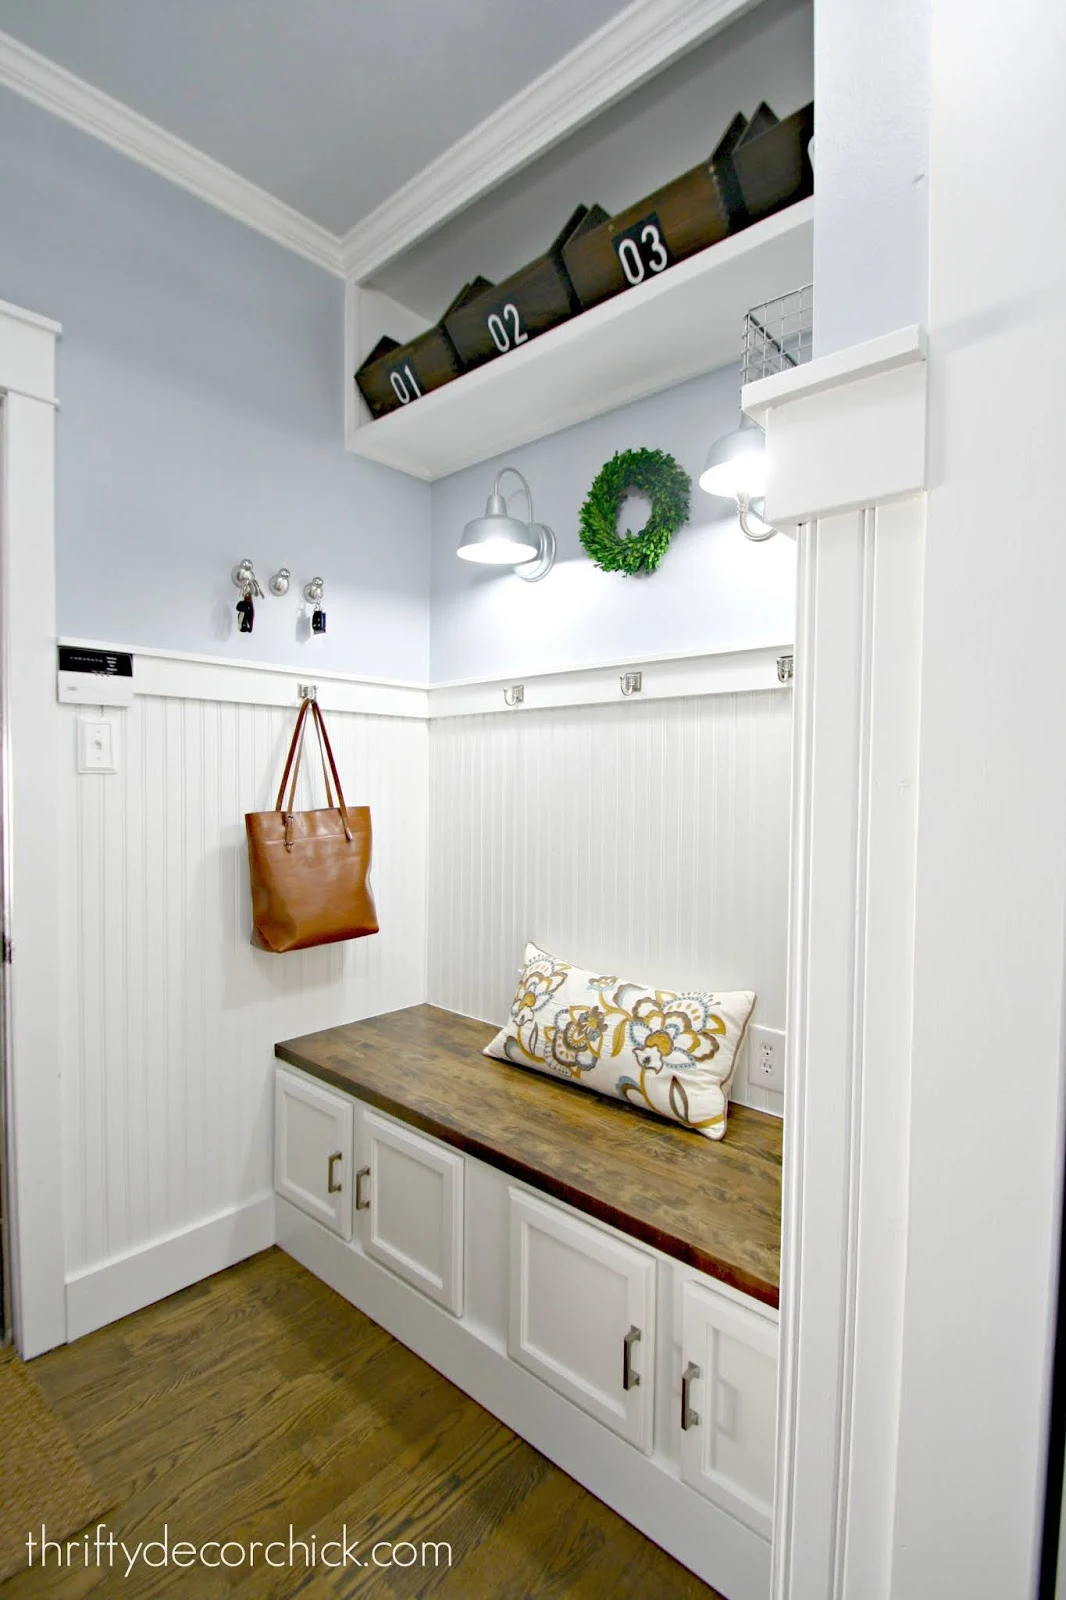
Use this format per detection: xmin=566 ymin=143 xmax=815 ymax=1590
xmin=274 ymin=699 xmax=353 ymax=842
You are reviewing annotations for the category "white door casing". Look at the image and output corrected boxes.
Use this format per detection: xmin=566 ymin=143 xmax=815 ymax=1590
xmin=0 ymin=299 xmax=64 ymax=1358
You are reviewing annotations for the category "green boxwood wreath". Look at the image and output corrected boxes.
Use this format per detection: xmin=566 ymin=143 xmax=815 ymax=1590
xmin=578 ymin=448 xmax=691 ymax=575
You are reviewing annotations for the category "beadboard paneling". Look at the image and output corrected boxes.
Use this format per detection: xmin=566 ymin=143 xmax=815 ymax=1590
xmin=58 ymin=698 xmax=428 ymax=1277
xmin=426 ymin=692 xmax=791 ymax=1113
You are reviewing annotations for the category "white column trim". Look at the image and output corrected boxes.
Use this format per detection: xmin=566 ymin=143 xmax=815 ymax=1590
xmin=758 ymin=332 xmax=928 ymax=1600
xmin=1 ymin=300 xmax=66 ymax=1357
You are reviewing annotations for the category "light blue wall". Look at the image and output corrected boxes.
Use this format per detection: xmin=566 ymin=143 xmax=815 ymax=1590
xmin=430 ymin=365 xmax=797 ymax=682
xmin=0 ymin=87 xmax=431 ymax=679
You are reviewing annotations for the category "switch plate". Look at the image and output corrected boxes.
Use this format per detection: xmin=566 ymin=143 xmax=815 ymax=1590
xmin=747 ymin=1024 xmax=785 ymax=1093
xmin=77 ymin=717 xmax=118 ymax=774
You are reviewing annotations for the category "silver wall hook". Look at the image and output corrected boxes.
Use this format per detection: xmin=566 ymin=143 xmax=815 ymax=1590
xmin=232 ymin=558 xmax=263 ymax=597
xmin=269 ymin=567 xmax=291 ymax=596
xmin=503 ymin=684 xmax=525 ymax=707
xmin=304 ymin=576 xmax=324 ymax=605
xmin=620 ymin=671 xmax=643 ymax=697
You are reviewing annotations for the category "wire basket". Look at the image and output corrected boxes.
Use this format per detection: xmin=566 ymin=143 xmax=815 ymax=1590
xmin=741 ymin=284 xmax=813 ymax=387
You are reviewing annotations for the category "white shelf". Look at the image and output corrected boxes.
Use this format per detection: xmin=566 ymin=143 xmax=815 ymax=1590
xmin=347 ymin=198 xmax=814 ymax=482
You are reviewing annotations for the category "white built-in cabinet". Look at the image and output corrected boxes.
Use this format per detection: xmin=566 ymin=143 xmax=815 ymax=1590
xmin=274 ymin=1068 xmax=354 ymax=1240
xmin=509 ymin=1188 xmax=655 ymax=1451
xmin=273 ymin=1061 xmax=779 ymax=1597
xmin=358 ymin=1107 xmax=464 ymax=1314
xmin=679 ymin=1279 xmax=778 ymax=1537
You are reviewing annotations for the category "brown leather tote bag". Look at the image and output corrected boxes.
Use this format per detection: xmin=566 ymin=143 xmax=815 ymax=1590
xmin=245 ymin=698 xmax=379 ymax=952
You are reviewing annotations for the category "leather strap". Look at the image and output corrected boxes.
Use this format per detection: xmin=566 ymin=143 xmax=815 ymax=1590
xmin=274 ymin=698 xmax=352 ymax=843
xmin=285 ymin=706 xmax=335 ymax=817
xmin=310 ymin=700 xmax=353 ymax=842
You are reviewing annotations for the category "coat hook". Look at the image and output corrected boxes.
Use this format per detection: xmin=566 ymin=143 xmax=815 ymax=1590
xmin=297 ymin=683 xmax=317 ymax=701
xmin=232 ymin=558 xmax=263 ymax=597
xmin=269 ymin=567 xmax=291 ymax=596
xmin=503 ymin=684 xmax=525 ymax=707
xmin=777 ymin=654 xmax=794 ymax=683
xmin=620 ymin=671 xmax=643 ymax=696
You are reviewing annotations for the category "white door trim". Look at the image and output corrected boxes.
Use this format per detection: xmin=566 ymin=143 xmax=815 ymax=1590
xmin=744 ymin=333 xmax=928 ymax=1599
xmin=0 ymin=298 xmax=65 ymax=1357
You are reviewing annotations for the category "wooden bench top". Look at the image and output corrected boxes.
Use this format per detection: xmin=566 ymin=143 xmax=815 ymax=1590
xmin=276 ymin=1003 xmax=783 ymax=1308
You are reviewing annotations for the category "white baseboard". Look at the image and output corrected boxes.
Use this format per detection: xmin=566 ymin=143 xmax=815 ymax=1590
xmin=276 ymin=1197 xmax=769 ymax=1600
xmin=64 ymin=1193 xmax=276 ymax=1342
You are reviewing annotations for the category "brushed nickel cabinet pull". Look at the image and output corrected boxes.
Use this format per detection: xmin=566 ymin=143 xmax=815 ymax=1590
xmin=622 ymin=1325 xmax=642 ymax=1391
xmin=681 ymin=1361 xmax=701 ymax=1431
xmin=355 ymin=1166 xmax=371 ymax=1211
xmin=326 ymin=1151 xmax=342 ymax=1193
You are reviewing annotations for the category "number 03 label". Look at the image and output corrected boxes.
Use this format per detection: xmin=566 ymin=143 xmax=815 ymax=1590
xmin=612 ymin=212 xmax=672 ymax=287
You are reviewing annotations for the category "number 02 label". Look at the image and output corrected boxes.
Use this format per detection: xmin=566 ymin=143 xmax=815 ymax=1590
xmin=612 ymin=212 xmax=671 ymax=287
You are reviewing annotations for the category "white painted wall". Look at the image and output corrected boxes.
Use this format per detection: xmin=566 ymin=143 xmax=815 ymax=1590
xmin=427 ymin=690 xmax=792 ymax=1116
xmin=889 ymin=2 xmax=1066 ymax=1593
xmin=430 ymin=364 xmax=797 ymax=682
xmin=57 ymin=695 xmax=428 ymax=1329
xmin=811 ymin=0 xmax=930 ymax=355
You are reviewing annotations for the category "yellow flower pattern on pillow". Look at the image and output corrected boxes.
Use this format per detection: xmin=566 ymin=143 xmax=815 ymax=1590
xmin=485 ymin=943 xmax=756 ymax=1140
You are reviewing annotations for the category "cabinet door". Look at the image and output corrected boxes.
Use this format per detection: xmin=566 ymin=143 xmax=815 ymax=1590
xmin=508 ymin=1189 xmax=655 ymax=1452
xmin=358 ymin=1109 xmax=464 ymax=1314
xmin=274 ymin=1067 xmax=354 ymax=1240
xmin=679 ymin=1279 xmax=778 ymax=1536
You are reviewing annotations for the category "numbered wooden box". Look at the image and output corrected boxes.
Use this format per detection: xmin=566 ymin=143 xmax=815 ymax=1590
xmin=561 ymin=117 xmax=745 ymax=313
xmin=354 ymin=278 xmax=490 ymax=420
xmin=562 ymin=102 xmax=813 ymax=312
xmin=443 ymin=205 xmax=607 ymax=372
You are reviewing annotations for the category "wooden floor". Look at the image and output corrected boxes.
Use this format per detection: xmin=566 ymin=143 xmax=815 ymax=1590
xmin=1 ymin=1249 xmax=719 ymax=1599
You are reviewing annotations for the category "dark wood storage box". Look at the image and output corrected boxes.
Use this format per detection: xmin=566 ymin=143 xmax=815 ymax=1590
xmin=715 ymin=100 xmax=815 ymax=227
xmin=444 ymin=205 xmax=607 ymax=371
xmin=354 ymin=278 xmax=491 ymax=420
xmin=562 ymin=102 xmax=814 ymax=313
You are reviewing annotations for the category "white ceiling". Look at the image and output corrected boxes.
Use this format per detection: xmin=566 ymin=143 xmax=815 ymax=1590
xmin=0 ymin=0 xmax=636 ymax=234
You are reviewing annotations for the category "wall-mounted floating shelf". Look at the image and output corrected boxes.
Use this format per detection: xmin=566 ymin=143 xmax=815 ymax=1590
xmin=346 ymin=198 xmax=813 ymax=482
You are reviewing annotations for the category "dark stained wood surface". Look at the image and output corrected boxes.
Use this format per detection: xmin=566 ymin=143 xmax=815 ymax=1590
xmin=6 ymin=1250 xmax=719 ymax=1598
xmin=276 ymin=1004 xmax=782 ymax=1308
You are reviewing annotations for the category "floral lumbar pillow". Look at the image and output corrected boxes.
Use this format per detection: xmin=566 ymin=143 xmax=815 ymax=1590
xmin=485 ymin=942 xmax=756 ymax=1140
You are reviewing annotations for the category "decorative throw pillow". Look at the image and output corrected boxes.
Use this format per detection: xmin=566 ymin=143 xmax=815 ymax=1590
xmin=485 ymin=942 xmax=756 ymax=1140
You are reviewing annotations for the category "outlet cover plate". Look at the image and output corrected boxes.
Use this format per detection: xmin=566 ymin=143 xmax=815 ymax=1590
xmin=77 ymin=717 xmax=119 ymax=774
xmin=747 ymin=1024 xmax=785 ymax=1093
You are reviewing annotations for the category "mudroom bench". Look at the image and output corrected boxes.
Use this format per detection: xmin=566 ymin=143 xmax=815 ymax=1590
xmin=274 ymin=1003 xmax=783 ymax=1600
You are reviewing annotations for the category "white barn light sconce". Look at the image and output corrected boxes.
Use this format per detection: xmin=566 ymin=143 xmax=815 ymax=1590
xmin=457 ymin=466 xmax=556 ymax=581
xmin=699 ymin=418 xmax=784 ymax=542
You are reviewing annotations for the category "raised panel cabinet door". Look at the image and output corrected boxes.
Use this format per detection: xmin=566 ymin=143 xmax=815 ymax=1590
xmin=678 ymin=1279 xmax=779 ymax=1536
xmin=508 ymin=1188 xmax=655 ymax=1452
xmin=358 ymin=1109 xmax=465 ymax=1314
xmin=274 ymin=1067 xmax=354 ymax=1240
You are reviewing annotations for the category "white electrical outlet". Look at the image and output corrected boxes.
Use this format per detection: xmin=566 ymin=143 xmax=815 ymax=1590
xmin=747 ymin=1025 xmax=785 ymax=1093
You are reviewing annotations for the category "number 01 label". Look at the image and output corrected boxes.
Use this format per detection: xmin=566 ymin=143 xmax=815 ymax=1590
xmin=612 ymin=211 xmax=672 ymax=287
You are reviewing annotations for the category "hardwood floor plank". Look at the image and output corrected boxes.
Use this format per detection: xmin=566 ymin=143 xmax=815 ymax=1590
xmin=1 ymin=1251 xmax=720 ymax=1600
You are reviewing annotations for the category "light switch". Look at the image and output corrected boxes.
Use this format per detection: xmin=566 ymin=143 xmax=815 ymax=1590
xmin=77 ymin=717 xmax=118 ymax=774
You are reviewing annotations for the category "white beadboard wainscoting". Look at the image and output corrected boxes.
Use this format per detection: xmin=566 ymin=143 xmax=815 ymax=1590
xmin=57 ymin=696 xmax=428 ymax=1338
xmin=426 ymin=690 xmax=792 ymax=1114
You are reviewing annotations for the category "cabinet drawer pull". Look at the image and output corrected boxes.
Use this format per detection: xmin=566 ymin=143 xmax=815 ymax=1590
xmin=622 ymin=1325 xmax=642 ymax=1391
xmin=355 ymin=1166 xmax=371 ymax=1211
xmin=681 ymin=1360 xmax=701 ymax=1431
xmin=326 ymin=1151 xmax=343 ymax=1194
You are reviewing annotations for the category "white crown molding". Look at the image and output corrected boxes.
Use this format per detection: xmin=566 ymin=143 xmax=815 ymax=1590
xmin=0 ymin=29 xmax=346 ymax=277
xmin=340 ymin=0 xmax=761 ymax=282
